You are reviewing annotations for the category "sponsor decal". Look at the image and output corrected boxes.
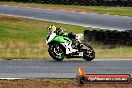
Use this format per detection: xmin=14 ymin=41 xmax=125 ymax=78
xmin=76 ymin=67 xmax=131 ymax=85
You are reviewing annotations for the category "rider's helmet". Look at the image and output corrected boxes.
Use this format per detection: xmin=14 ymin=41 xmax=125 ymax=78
xmin=47 ymin=25 xmax=65 ymax=35
xmin=47 ymin=25 xmax=57 ymax=34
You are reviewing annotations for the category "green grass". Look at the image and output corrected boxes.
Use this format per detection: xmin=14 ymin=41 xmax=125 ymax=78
xmin=96 ymin=46 xmax=132 ymax=59
xmin=0 ymin=1 xmax=132 ymax=17
xmin=0 ymin=15 xmax=88 ymax=59
xmin=0 ymin=15 xmax=132 ymax=59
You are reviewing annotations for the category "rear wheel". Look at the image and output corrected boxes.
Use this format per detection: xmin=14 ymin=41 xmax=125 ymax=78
xmin=82 ymin=45 xmax=95 ymax=61
xmin=48 ymin=43 xmax=65 ymax=61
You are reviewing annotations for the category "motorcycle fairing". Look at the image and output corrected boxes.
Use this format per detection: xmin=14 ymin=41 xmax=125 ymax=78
xmin=61 ymin=42 xmax=78 ymax=54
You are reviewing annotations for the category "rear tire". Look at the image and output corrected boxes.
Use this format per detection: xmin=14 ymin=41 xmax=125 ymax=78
xmin=82 ymin=45 xmax=95 ymax=61
xmin=48 ymin=43 xmax=65 ymax=61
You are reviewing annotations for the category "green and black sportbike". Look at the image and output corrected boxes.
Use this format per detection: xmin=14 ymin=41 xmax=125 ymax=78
xmin=46 ymin=27 xmax=95 ymax=61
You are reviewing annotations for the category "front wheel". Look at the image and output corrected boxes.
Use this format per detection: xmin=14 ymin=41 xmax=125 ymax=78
xmin=82 ymin=45 xmax=95 ymax=61
xmin=48 ymin=43 xmax=65 ymax=61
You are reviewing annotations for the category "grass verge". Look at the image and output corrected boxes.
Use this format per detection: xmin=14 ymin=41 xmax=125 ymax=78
xmin=0 ymin=1 xmax=132 ymax=17
xmin=0 ymin=15 xmax=132 ymax=59
xmin=0 ymin=15 xmax=90 ymax=59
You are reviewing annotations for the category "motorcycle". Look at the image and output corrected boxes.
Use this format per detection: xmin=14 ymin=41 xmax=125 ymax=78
xmin=46 ymin=28 xmax=95 ymax=61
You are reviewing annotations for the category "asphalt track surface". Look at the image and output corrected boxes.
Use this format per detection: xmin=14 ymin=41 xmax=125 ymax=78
xmin=0 ymin=59 xmax=132 ymax=79
xmin=0 ymin=5 xmax=132 ymax=30
xmin=0 ymin=6 xmax=132 ymax=79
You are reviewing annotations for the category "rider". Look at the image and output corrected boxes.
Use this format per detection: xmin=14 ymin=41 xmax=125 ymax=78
xmin=47 ymin=25 xmax=76 ymax=39
xmin=47 ymin=25 xmax=82 ymax=51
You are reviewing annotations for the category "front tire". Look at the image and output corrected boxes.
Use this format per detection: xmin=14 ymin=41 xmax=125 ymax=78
xmin=48 ymin=43 xmax=65 ymax=61
xmin=82 ymin=45 xmax=95 ymax=61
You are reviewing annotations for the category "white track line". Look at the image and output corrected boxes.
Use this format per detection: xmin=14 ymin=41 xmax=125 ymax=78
xmin=0 ymin=78 xmax=27 ymax=80
xmin=0 ymin=14 xmax=122 ymax=31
